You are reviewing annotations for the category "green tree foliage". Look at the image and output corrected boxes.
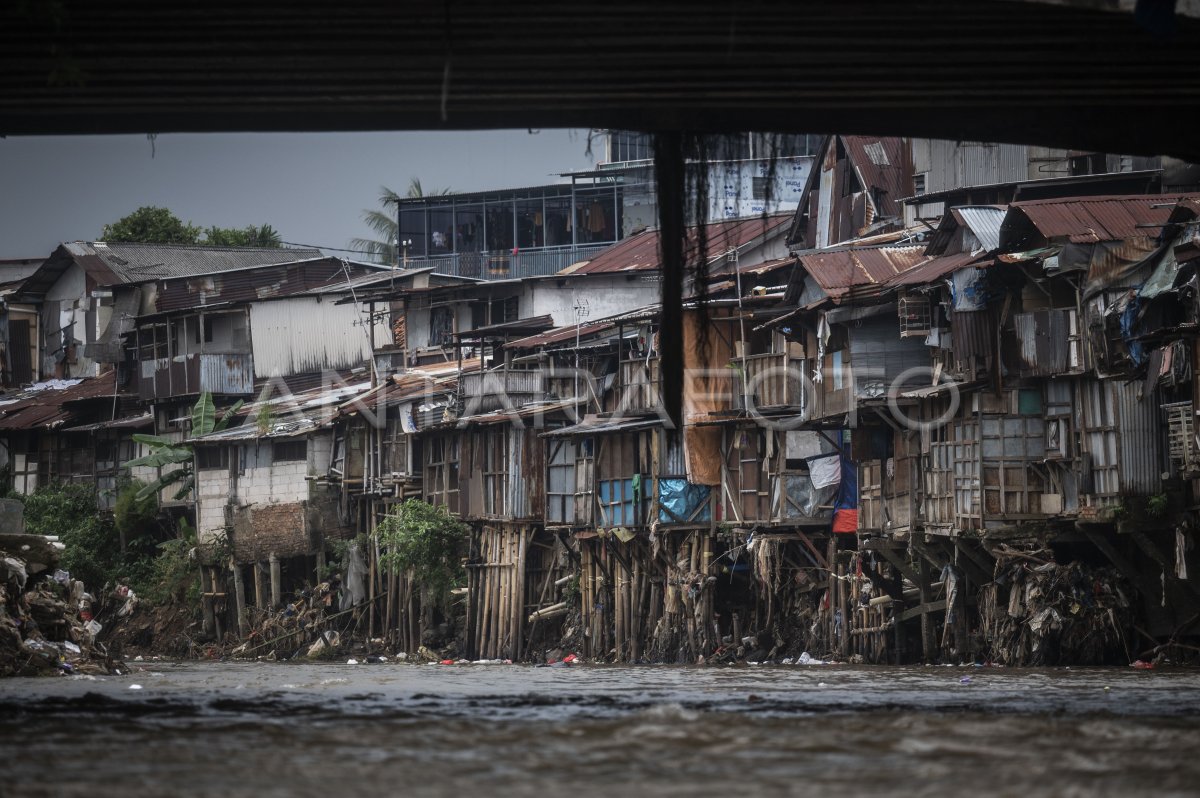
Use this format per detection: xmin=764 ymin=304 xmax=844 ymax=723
xmin=137 ymin=519 xmax=203 ymax=607
xmin=101 ymin=206 xmax=202 ymax=244
xmin=101 ymin=206 xmax=281 ymax=247
xmin=17 ymin=481 xmax=202 ymax=605
xmin=125 ymin=392 xmax=242 ymax=502
xmin=22 ymin=483 xmax=123 ymax=591
xmin=350 ymin=178 xmax=451 ymax=264
xmin=202 ymin=223 xmax=283 ymax=248
xmin=375 ymin=499 xmax=469 ymax=601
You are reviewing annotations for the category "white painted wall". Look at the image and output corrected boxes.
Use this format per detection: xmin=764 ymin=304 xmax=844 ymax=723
xmin=525 ymin=275 xmax=661 ymax=327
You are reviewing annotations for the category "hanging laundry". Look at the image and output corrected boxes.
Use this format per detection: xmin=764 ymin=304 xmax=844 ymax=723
xmin=808 ymin=452 xmax=841 ymax=489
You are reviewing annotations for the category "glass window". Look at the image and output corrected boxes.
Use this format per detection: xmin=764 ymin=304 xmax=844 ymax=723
xmin=455 ymin=203 xmax=484 ymax=252
xmin=197 ymin=447 xmax=228 ymax=470
xmin=427 ymin=205 xmax=453 ymax=254
xmin=544 ymin=197 xmax=572 ymax=247
xmin=398 ymin=207 xmax=426 ymax=258
xmin=1018 ymin=389 xmax=1043 ymax=415
xmin=485 ymin=200 xmax=514 ymax=252
xmin=574 ymin=188 xmax=617 ymax=244
xmin=273 ymin=439 xmax=307 ymax=463
xmin=515 ymin=198 xmax=544 ymax=249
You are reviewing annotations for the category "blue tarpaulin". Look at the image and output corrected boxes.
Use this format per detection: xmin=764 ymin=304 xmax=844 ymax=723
xmin=658 ymin=478 xmax=712 ymax=523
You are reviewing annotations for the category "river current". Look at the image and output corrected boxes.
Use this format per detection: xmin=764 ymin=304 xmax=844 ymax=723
xmin=2 ymin=662 xmax=1198 ymax=797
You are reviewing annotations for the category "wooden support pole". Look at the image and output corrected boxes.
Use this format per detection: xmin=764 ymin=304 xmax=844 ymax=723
xmin=253 ymin=562 xmax=266 ymax=610
xmin=870 ymin=544 xmax=920 ymax=585
xmin=953 ymin=539 xmax=996 ymax=583
xmin=231 ymin=561 xmax=248 ymax=637
xmin=269 ymin=552 xmax=282 ymax=609
xmin=918 ymin=555 xmax=936 ymax=662
xmin=200 ymin=566 xmax=216 ymax=637
xmin=1130 ymin=531 xmax=1200 ymax=607
xmin=211 ymin=567 xmax=224 ymax=641
xmin=1082 ymin=527 xmax=1161 ymax=600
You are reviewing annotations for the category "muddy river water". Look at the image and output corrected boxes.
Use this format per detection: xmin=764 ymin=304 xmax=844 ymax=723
xmin=2 ymin=662 xmax=1199 ymax=797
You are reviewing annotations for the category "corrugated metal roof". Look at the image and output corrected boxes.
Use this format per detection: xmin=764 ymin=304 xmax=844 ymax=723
xmin=0 ymin=373 xmax=120 ymax=431
xmin=736 ymin=255 xmax=797 ymax=276
xmin=840 ymin=136 xmax=912 ymax=220
xmin=154 ymin=257 xmax=382 ymax=311
xmin=62 ymin=413 xmax=153 ymax=433
xmin=567 ymin=214 xmax=791 ymax=274
xmin=540 ymin=415 xmax=665 ymax=437
xmin=454 ymin=314 xmax=556 ymax=339
xmin=506 ymin=318 xmax=620 ymax=350
xmin=73 ymin=242 xmax=325 ymax=283
xmin=504 ymin=303 xmax=661 ymax=350
xmin=1008 ymin=193 xmax=1200 ymax=244
xmin=798 ymin=244 xmax=928 ymax=299
xmin=456 ymin=397 xmax=585 ymax=426
xmin=886 ymin=252 xmax=987 ymax=288
xmin=191 ymin=379 xmax=375 ymax=442
xmin=950 ymin=206 xmax=1006 ymax=252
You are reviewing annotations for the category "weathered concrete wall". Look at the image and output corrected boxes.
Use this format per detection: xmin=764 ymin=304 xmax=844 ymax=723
xmin=195 ymin=460 xmax=230 ymax=547
xmin=202 ymin=432 xmax=349 ymax=563
xmin=0 ymin=498 xmax=24 ymax=534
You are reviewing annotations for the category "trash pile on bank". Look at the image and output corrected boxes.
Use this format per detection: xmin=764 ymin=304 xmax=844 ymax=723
xmin=1 ymin=531 xmax=128 ymax=677
xmin=978 ymin=549 xmax=1134 ymax=666
xmin=229 ymin=579 xmax=346 ymax=660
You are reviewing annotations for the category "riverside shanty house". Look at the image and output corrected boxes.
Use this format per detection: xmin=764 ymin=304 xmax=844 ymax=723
xmin=342 ymin=213 xmax=859 ymax=661
xmin=126 ymin=257 xmax=414 ymax=624
xmin=341 ymin=141 xmax=1200 ymax=666
xmin=1 ymin=244 xmax=325 ymax=504
xmin=777 ymin=191 xmax=1200 ymax=665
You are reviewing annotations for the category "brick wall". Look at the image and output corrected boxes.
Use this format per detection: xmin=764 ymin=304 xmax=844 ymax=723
xmin=230 ymin=501 xmax=314 ymax=562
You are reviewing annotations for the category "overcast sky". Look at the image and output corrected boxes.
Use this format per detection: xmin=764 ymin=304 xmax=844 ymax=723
xmin=0 ymin=129 xmax=598 ymax=259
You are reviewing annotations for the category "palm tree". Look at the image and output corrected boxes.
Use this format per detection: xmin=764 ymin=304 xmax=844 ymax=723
xmin=351 ymin=178 xmax=452 ymax=264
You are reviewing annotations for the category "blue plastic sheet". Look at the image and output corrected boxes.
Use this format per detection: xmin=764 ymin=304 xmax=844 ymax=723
xmin=658 ymin=478 xmax=712 ymax=523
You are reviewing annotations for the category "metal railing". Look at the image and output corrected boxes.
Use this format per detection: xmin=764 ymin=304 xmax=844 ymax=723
xmin=415 ymin=244 xmax=612 ymax=280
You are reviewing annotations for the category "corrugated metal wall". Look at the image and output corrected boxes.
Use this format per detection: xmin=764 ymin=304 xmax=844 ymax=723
xmin=1114 ymin=379 xmax=1164 ymax=496
xmin=849 ymin=315 xmax=930 ymax=397
xmin=249 ymin=297 xmax=384 ymax=377
xmin=1080 ymin=378 xmax=1164 ymax=497
xmin=663 ymin=430 xmax=687 ymax=476
xmin=918 ymin=140 xmax=1031 ymax=195
xmin=1014 ymin=309 xmax=1070 ymax=376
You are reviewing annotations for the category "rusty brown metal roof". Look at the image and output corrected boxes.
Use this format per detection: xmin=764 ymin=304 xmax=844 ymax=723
xmin=1008 ymin=193 xmax=1200 ymax=244
xmin=886 ymin=251 xmax=988 ymax=288
xmin=840 ymin=136 xmax=912 ymax=220
xmin=567 ymin=214 xmax=791 ymax=274
xmin=0 ymin=372 xmax=120 ymax=431
xmin=797 ymin=244 xmax=928 ymax=300
xmin=505 ymin=319 xmax=620 ymax=350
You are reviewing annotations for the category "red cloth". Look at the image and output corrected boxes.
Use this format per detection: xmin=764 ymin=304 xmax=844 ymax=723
xmin=832 ymin=508 xmax=858 ymax=534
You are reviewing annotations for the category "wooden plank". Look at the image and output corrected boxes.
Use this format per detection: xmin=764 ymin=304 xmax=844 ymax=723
xmin=1129 ymin=531 xmax=1200 ymax=607
xmin=794 ymin=529 xmax=830 ymax=571
xmin=1082 ymin=527 xmax=1161 ymax=599
xmin=871 ymin=545 xmax=919 ymax=585
xmin=900 ymin=599 xmax=948 ymax=623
